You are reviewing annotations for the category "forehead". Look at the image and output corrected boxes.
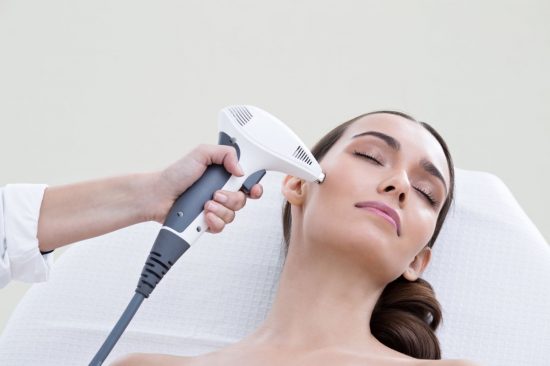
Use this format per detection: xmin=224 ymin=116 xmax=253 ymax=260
xmin=340 ymin=113 xmax=451 ymax=185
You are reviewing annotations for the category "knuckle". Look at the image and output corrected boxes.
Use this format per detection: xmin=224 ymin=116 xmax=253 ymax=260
xmin=237 ymin=192 xmax=247 ymax=209
xmin=227 ymin=211 xmax=236 ymax=223
xmin=215 ymin=222 xmax=225 ymax=232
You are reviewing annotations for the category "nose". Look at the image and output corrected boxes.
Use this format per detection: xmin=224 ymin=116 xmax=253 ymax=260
xmin=377 ymin=169 xmax=411 ymax=207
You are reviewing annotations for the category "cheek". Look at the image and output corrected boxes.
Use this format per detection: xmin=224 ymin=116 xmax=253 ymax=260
xmin=299 ymin=174 xmax=358 ymax=247
xmin=404 ymin=209 xmax=438 ymax=249
xmin=301 ymin=183 xmax=341 ymax=234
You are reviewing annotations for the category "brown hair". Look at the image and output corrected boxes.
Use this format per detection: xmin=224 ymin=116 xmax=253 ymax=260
xmin=282 ymin=111 xmax=455 ymax=359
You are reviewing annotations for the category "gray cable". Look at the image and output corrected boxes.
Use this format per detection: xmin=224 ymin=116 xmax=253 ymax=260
xmin=89 ymin=292 xmax=145 ymax=366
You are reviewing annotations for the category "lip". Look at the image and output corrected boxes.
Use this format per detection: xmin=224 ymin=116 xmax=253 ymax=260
xmin=354 ymin=201 xmax=401 ymax=236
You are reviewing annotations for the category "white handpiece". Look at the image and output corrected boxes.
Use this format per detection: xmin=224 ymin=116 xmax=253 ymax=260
xmin=161 ymin=105 xmax=325 ymax=246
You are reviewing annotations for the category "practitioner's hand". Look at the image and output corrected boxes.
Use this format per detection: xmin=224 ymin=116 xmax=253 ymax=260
xmin=152 ymin=144 xmax=263 ymax=232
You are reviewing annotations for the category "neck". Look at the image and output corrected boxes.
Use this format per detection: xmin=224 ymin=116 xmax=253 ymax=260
xmin=242 ymin=236 xmax=393 ymax=355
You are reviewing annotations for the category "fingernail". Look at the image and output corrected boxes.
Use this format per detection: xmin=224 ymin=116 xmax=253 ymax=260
xmin=236 ymin=164 xmax=244 ymax=176
xmin=215 ymin=192 xmax=228 ymax=203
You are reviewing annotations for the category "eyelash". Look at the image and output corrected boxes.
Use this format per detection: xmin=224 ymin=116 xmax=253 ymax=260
xmin=415 ymin=186 xmax=439 ymax=207
xmin=353 ymin=150 xmax=439 ymax=208
xmin=354 ymin=150 xmax=383 ymax=165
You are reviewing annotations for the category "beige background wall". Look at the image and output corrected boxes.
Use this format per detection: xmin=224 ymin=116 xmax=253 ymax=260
xmin=1 ymin=0 xmax=548 ymax=334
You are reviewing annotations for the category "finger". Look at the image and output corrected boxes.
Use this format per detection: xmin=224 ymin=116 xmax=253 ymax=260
xmin=193 ymin=144 xmax=244 ymax=177
xmin=205 ymin=211 xmax=226 ymax=234
xmin=204 ymin=200 xmax=236 ymax=225
xmin=248 ymin=184 xmax=263 ymax=199
xmin=213 ymin=190 xmax=246 ymax=211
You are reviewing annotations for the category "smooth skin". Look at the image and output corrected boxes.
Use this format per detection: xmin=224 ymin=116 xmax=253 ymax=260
xmin=37 ymin=144 xmax=262 ymax=252
xmin=112 ymin=115 xmax=481 ymax=366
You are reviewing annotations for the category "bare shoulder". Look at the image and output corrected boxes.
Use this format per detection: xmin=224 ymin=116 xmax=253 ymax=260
xmin=110 ymin=352 xmax=194 ymax=366
xmin=418 ymin=359 xmax=483 ymax=366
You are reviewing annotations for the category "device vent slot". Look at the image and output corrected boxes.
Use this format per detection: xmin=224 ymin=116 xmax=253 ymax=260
xmin=229 ymin=106 xmax=253 ymax=126
xmin=292 ymin=146 xmax=313 ymax=165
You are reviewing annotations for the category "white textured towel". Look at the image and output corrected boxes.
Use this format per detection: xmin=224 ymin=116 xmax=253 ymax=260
xmin=0 ymin=169 xmax=548 ymax=366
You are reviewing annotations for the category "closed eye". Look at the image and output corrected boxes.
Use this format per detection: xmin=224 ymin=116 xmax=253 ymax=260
xmin=354 ymin=150 xmax=383 ymax=166
xmin=414 ymin=186 xmax=439 ymax=207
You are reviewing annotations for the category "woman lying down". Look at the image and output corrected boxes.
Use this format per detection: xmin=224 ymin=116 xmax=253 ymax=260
xmin=113 ymin=111 xmax=481 ymax=366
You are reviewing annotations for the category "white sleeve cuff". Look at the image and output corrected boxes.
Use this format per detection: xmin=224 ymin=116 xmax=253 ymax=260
xmin=1 ymin=184 xmax=51 ymax=286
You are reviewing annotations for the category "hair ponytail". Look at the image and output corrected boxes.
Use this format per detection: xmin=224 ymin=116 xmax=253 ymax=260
xmin=371 ymin=276 xmax=442 ymax=359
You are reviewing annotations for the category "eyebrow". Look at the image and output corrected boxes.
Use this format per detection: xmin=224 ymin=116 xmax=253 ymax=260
xmin=352 ymin=131 xmax=448 ymax=194
xmin=353 ymin=131 xmax=401 ymax=151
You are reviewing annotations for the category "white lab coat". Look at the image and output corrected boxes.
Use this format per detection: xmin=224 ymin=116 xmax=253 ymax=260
xmin=0 ymin=184 xmax=53 ymax=288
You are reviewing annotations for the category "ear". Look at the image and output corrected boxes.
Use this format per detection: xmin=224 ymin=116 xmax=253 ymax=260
xmin=403 ymin=246 xmax=432 ymax=281
xmin=282 ymin=175 xmax=306 ymax=206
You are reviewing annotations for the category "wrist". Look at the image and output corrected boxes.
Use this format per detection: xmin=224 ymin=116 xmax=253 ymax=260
xmin=138 ymin=171 xmax=174 ymax=223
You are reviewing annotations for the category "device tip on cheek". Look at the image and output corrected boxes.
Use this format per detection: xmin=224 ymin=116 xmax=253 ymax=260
xmin=316 ymin=172 xmax=326 ymax=184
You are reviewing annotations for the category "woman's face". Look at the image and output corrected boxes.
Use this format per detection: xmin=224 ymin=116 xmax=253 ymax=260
xmin=286 ymin=113 xmax=451 ymax=285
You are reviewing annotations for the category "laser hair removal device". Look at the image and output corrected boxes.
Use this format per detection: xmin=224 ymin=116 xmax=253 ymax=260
xmin=89 ymin=105 xmax=325 ymax=365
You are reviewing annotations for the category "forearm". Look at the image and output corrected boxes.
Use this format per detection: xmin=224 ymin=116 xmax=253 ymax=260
xmin=37 ymin=172 xmax=164 ymax=252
